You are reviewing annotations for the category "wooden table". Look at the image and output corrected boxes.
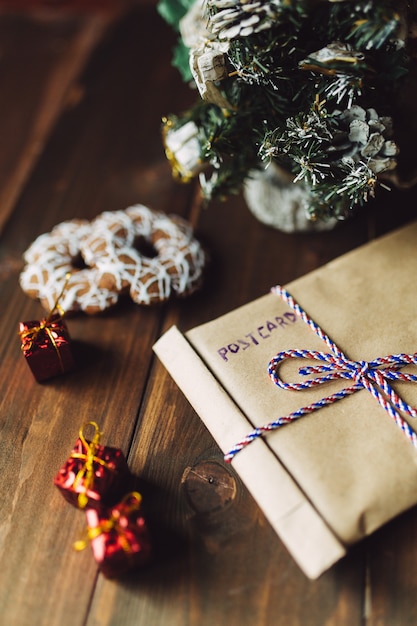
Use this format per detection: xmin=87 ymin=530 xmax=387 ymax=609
xmin=1 ymin=3 xmax=417 ymax=625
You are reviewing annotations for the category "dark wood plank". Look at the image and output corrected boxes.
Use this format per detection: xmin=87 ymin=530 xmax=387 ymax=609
xmin=364 ymin=508 xmax=417 ymax=626
xmin=0 ymin=9 xmax=119 ymax=237
xmin=0 ymin=6 xmax=193 ymax=625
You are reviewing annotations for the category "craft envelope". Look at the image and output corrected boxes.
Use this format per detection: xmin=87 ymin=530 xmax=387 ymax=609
xmin=153 ymin=221 xmax=417 ymax=579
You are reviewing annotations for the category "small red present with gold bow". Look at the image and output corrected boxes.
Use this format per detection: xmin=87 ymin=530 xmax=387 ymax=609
xmin=78 ymin=492 xmax=152 ymax=578
xmin=19 ymin=313 xmax=75 ymax=382
xmin=54 ymin=422 xmax=131 ymax=509
xmin=19 ymin=275 xmax=75 ymax=382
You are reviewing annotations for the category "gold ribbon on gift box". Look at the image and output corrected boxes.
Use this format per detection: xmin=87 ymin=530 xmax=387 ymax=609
xmin=71 ymin=421 xmax=113 ymax=509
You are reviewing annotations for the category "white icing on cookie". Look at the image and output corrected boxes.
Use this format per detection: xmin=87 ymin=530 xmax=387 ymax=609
xmin=19 ymin=206 xmax=207 ymax=312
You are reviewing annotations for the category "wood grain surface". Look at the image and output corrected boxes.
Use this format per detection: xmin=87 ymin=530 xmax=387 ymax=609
xmin=1 ymin=3 xmax=417 ymax=625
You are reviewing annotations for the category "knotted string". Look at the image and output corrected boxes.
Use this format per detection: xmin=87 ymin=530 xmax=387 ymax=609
xmin=71 ymin=421 xmax=112 ymax=508
xmin=225 ymin=285 xmax=417 ymax=462
xmin=19 ymin=272 xmax=71 ymax=372
xmin=74 ymin=492 xmax=143 ymax=552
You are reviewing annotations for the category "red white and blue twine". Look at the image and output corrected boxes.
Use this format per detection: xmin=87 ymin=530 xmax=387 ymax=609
xmin=224 ymin=285 xmax=417 ymax=463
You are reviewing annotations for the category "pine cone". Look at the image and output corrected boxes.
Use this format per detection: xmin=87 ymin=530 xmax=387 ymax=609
xmin=206 ymin=0 xmax=285 ymax=40
xmin=331 ymin=106 xmax=398 ymax=174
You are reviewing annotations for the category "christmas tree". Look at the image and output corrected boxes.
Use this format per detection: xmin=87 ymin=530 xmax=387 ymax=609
xmin=159 ymin=0 xmax=417 ymax=222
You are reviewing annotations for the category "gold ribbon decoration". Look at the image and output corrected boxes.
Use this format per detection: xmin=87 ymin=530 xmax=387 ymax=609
xmin=70 ymin=421 xmax=113 ymax=509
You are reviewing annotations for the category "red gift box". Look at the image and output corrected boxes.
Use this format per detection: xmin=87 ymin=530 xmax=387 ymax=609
xmin=54 ymin=422 xmax=131 ymax=509
xmin=19 ymin=313 xmax=75 ymax=382
xmin=82 ymin=492 xmax=152 ymax=578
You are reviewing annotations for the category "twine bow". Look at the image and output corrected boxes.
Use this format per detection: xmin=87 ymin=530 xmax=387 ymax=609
xmin=71 ymin=421 xmax=112 ymax=508
xmin=74 ymin=492 xmax=143 ymax=552
xmin=225 ymin=285 xmax=417 ymax=462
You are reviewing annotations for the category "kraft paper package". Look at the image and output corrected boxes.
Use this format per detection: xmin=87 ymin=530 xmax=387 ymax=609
xmin=153 ymin=220 xmax=417 ymax=579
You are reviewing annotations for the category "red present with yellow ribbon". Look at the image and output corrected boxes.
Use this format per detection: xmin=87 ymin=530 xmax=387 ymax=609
xmin=19 ymin=274 xmax=75 ymax=382
xmin=54 ymin=422 xmax=131 ymax=509
xmin=76 ymin=492 xmax=152 ymax=578
xmin=19 ymin=313 xmax=75 ymax=382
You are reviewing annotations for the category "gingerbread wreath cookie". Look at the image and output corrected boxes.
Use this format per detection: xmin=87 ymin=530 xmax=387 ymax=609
xmin=19 ymin=205 xmax=207 ymax=314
